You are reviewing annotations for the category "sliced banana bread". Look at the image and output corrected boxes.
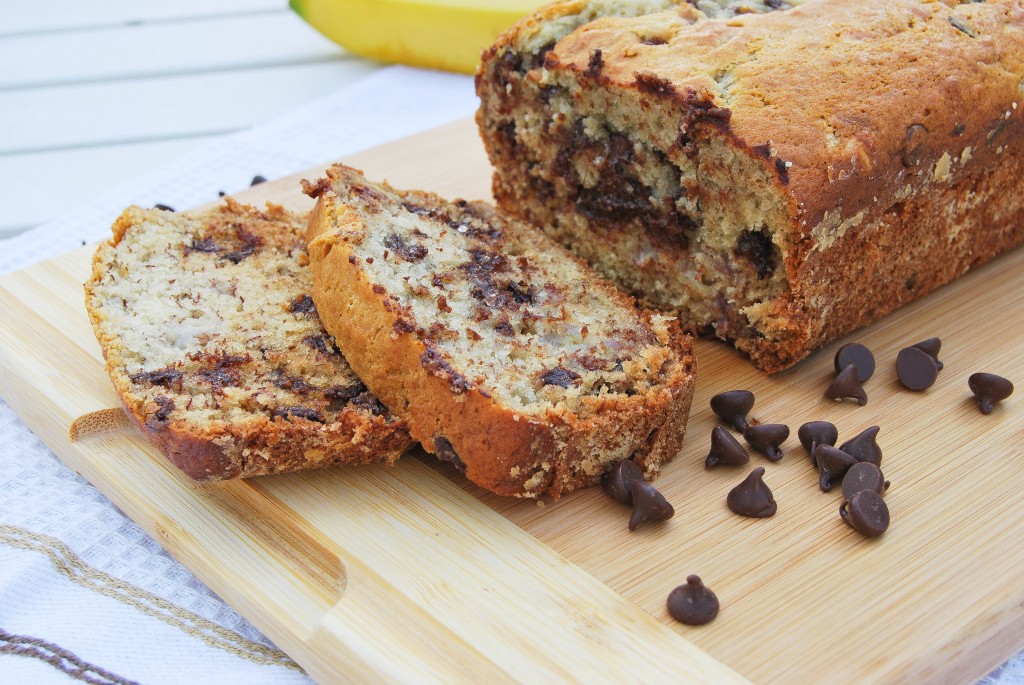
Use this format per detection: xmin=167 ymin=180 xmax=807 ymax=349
xmin=304 ymin=165 xmax=697 ymax=498
xmin=85 ymin=200 xmax=412 ymax=480
xmin=477 ymin=0 xmax=1024 ymax=372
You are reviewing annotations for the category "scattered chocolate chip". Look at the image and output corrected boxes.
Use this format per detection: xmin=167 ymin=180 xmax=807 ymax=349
xmin=710 ymin=390 xmax=755 ymax=431
xmin=743 ymin=423 xmax=789 ymax=462
xmin=838 ymin=426 xmax=882 ymax=466
xmin=842 ymin=462 xmax=889 ymax=501
xmin=825 ymin=364 xmax=867 ymax=405
xmin=896 ymin=346 xmax=938 ymax=391
xmin=968 ymin=372 xmax=1014 ymax=414
xmin=816 ymin=445 xmax=857 ymax=492
xmin=798 ymin=421 xmax=838 ymax=466
xmin=218 ymin=190 xmax=226 ymax=197
xmin=154 ymin=203 xmax=175 ymax=212
xmin=604 ymin=459 xmax=643 ymax=505
xmin=250 ymin=174 xmax=267 ymax=186
xmin=629 ymin=480 xmax=674 ymax=531
xmin=540 ymin=367 xmax=580 ymax=388
xmin=834 ymin=343 xmax=875 ymax=382
xmin=705 ymin=426 xmax=750 ymax=468
xmin=840 ymin=490 xmax=890 ymax=537
xmin=667 ymin=575 xmax=719 ymax=626
xmin=727 ymin=467 xmax=777 ymax=518
xmin=912 ymin=337 xmax=943 ymax=371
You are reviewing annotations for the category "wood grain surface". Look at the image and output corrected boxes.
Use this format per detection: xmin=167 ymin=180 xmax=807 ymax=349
xmin=1 ymin=119 xmax=1023 ymax=684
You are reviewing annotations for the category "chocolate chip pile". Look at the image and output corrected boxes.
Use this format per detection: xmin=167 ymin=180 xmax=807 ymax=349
xmin=604 ymin=334 xmax=1013 ymax=628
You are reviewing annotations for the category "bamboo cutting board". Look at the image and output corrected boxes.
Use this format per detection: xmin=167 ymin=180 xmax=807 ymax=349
xmin=1 ymin=118 xmax=1023 ymax=684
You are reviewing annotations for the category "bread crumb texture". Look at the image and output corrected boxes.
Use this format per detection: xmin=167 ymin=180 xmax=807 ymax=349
xmin=478 ymin=0 xmax=1024 ymax=372
xmin=307 ymin=165 xmax=696 ymax=498
xmin=85 ymin=199 xmax=411 ymax=480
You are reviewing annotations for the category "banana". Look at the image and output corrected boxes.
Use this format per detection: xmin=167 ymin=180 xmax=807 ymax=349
xmin=291 ymin=0 xmax=547 ymax=74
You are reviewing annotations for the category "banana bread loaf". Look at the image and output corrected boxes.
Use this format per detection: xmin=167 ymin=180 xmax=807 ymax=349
xmin=477 ymin=0 xmax=1024 ymax=372
xmin=305 ymin=165 xmax=697 ymax=498
xmin=85 ymin=200 xmax=412 ymax=480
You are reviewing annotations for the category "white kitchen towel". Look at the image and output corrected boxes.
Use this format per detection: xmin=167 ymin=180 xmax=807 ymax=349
xmin=0 ymin=64 xmax=475 ymax=684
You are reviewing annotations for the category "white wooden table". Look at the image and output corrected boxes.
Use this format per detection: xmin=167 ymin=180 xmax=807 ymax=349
xmin=0 ymin=1 xmax=382 ymax=239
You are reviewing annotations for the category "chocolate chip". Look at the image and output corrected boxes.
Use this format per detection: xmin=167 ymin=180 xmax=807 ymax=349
xmin=710 ymin=390 xmax=755 ymax=431
xmin=383 ymin=234 xmax=428 ymax=263
xmin=540 ymin=367 xmax=580 ymax=388
xmin=585 ymin=49 xmax=603 ymax=78
xmin=629 ymin=480 xmax=674 ymax=531
xmin=838 ymin=425 xmax=882 ymax=466
xmin=834 ymin=343 xmax=875 ymax=382
xmin=154 ymin=203 xmax=175 ymax=212
xmin=433 ymin=436 xmax=466 ymax=472
xmin=816 ymin=445 xmax=857 ymax=492
xmin=604 ymin=459 xmax=644 ymax=504
xmin=667 ymin=575 xmax=719 ymax=626
xmin=842 ymin=462 xmax=889 ymax=501
xmin=150 ymin=396 xmax=175 ymax=424
xmin=727 ymin=467 xmax=777 ymax=518
xmin=968 ymin=372 xmax=1014 ymax=414
xmin=130 ymin=367 xmax=183 ymax=388
xmin=735 ymin=229 xmax=775 ymax=280
xmin=840 ymin=490 xmax=890 ymax=537
xmin=912 ymin=337 xmax=943 ymax=371
xmin=705 ymin=426 xmax=749 ymax=468
xmin=288 ymin=294 xmax=317 ymax=314
xmin=896 ymin=346 xmax=938 ymax=391
xmin=825 ymin=364 xmax=867 ymax=405
xmin=271 ymin=406 xmax=324 ymax=423
xmin=743 ymin=423 xmax=789 ymax=462
xmin=798 ymin=421 xmax=838 ymax=466
xmin=250 ymin=174 xmax=267 ymax=186
xmin=901 ymin=124 xmax=928 ymax=167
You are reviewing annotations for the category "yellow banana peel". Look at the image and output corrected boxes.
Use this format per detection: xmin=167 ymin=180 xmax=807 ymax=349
xmin=291 ymin=0 xmax=546 ymax=74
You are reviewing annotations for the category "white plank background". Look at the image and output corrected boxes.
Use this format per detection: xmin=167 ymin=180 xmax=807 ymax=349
xmin=0 ymin=2 xmax=382 ymax=239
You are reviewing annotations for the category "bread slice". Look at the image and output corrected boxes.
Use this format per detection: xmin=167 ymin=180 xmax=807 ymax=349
xmin=85 ymin=199 xmax=412 ymax=480
xmin=304 ymin=165 xmax=697 ymax=498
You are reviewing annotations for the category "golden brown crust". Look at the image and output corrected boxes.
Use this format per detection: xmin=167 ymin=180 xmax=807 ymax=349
xmin=85 ymin=200 xmax=412 ymax=480
xmin=478 ymin=0 xmax=1024 ymax=372
xmin=307 ymin=166 xmax=697 ymax=498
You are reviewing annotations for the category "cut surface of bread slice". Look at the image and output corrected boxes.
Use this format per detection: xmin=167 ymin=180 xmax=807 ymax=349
xmin=305 ymin=165 xmax=697 ymax=498
xmin=85 ymin=200 xmax=412 ymax=480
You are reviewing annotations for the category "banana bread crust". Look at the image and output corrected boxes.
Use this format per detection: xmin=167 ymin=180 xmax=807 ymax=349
xmin=86 ymin=201 xmax=412 ymax=480
xmin=478 ymin=0 xmax=1024 ymax=372
xmin=306 ymin=165 xmax=696 ymax=498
